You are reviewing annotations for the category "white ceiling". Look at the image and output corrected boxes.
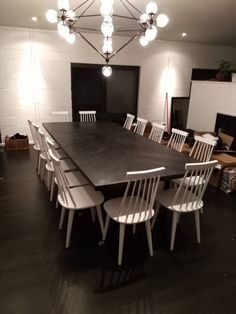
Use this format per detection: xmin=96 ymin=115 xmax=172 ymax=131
xmin=0 ymin=0 xmax=236 ymax=47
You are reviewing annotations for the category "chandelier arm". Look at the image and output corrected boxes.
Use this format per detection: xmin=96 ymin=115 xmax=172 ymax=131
xmin=112 ymin=14 xmax=137 ymax=20
xmin=120 ymin=0 xmax=140 ymax=21
xmin=74 ymin=28 xmax=106 ymax=61
xmin=108 ymin=30 xmax=142 ymax=62
xmin=77 ymin=27 xmax=101 ymax=31
xmin=114 ymin=29 xmax=141 ymax=33
xmin=72 ymin=0 xmax=93 ymax=12
xmin=77 ymin=0 xmax=96 ymax=19
xmin=121 ymin=0 xmax=143 ymax=15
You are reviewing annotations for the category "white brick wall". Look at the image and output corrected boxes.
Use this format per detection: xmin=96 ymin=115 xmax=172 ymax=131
xmin=0 ymin=25 xmax=236 ymax=142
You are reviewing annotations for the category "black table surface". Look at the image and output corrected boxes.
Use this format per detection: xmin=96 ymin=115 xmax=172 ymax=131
xmin=43 ymin=121 xmax=195 ymax=188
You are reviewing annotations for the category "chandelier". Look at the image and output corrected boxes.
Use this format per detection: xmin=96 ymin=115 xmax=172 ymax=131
xmin=46 ymin=0 xmax=168 ymax=77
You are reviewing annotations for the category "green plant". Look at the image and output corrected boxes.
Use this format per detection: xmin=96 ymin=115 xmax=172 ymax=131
xmin=217 ymin=60 xmax=236 ymax=81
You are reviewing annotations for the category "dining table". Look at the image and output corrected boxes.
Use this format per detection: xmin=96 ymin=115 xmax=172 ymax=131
xmin=43 ymin=121 xmax=195 ymax=188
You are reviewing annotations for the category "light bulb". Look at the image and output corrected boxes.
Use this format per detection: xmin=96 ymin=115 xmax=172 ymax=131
xmin=146 ymin=2 xmax=158 ymax=15
xmin=57 ymin=0 xmax=70 ymax=11
xmin=57 ymin=21 xmax=69 ymax=38
xmin=145 ymin=25 xmax=157 ymax=41
xmin=156 ymin=14 xmax=169 ymax=28
xmin=100 ymin=2 xmax=113 ymax=16
xmin=140 ymin=13 xmax=149 ymax=24
xmin=66 ymin=32 xmax=75 ymax=44
xmin=101 ymin=21 xmax=114 ymax=37
xmin=139 ymin=35 xmax=149 ymax=47
xmin=45 ymin=9 xmax=58 ymax=23
xmin=102 ymin=65 xmax=112 ymax=77
xmin=102 ymin=38 xmax=113 ymax=53
xmin=67 ymin=10 xmax=76 ymax=20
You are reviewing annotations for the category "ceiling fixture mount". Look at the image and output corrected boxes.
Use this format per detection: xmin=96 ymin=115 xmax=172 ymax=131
xmin=46 ymin=0 xmax=168 ymax=77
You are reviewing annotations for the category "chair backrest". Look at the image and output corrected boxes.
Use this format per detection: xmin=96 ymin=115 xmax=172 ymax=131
xmin=133 ymin=117 xmax=148 ymax=136
xmin=27 ymin=119 xmax=40 ymax=149
xmin=46 ymin=136 xmax=60 ymax=159
xmin=167 ymin=128 xmax=189 ymax=152
xmin=173 ymin=160 xmax=218 ymax=212
xmin=118 ymin=167 xmax=165 ymax=224
xmin=149 ymin=122 xmax=165 ymax=143
xmin=51 ymin=111 xmax=69 ymax=122
xmin=49 ymin=149 xmax=75 ymax=207
xmin=190 ymin=135 xmax=216 ymax=161
xmin=38 ymin=128 xmax=52 ymax=169
xmin=79 ymin=110 xmax=96 ymax=122
xmin=123 ymin=113 xmax=135 ymax=130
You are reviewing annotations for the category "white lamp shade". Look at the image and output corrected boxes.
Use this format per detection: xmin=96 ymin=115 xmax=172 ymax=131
xmin=139 ymin=35 xmax=149 ymax=46
xmin=66 ymin=32 xmax=76 ymax=44
xmin=145 ymin=25 xmax=158 ymax=41
xmin=100 ymin=2 xmax=113 ymax=16
xmin=57 ymin=0 xmax=70 ymax=11
xmin=146 ymin=2 xmax=158 ymax=15
xmin=58 ymin=21 xmax=70 ymax=38
xmin=45 ymin=9 xmax=58 ymax=23
xmin=102 ymin=65 xmax=112 ymax=77
xmin=67 ymin=10 xmax=76 ymax=20
xmin=156 ymin=14 xmax=169 ymax=28
xmin=103 ymin=37 xmax=113 ymax=53
xmin=101 ymin=21 xmax=114 ymax=37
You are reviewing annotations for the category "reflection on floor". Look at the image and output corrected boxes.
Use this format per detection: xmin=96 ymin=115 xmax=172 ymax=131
xmin=0 ymin=147 xmax=236 ymax=314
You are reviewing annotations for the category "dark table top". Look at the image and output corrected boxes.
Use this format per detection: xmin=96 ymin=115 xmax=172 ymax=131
xmin=43 ymin=121 xmax=195 ymax=187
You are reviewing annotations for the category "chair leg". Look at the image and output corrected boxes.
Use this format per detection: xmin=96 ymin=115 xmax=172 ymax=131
xmin=194 ymin=210 xmax=201 ymax=243
xmin=66 ymin=210 xmax=75 ymax=248
xmin=118 ymin=224 xmax=125 ymax=266
xmin=50 ymin=176 xmax=55 ymax=202
xmin=170 ymin=212 xmax=178 ymax=251
xmin=37 ymin=155 xmax=41 ymax=175
xmin=103 ymin=215 xmax=110 ymax=241
xmin=90 ymin=207 xmax=96 ymax=222
xmin=151 ymin=202 xmax=161 ymax=229
xmin=47 ymin=171 xmax=51 ymax=191
xmin=56 ymin=196 xmax=59 ymax=208
xmin=59 ymin=206 xmax=66 ymax=230
xmin=96 ymin=205 xmax=104 ymax=236
xmin=145 ymin=220 xmax=153 ymax=256
xmin=132 ymin=224 xmax=136 ymax=234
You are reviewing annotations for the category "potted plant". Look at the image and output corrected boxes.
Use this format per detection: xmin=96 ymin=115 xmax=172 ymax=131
xmin=216 ymin=60 xmax=235 ymax=81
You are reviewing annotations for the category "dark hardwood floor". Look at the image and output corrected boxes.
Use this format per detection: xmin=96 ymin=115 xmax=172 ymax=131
xmin=0 ymin=147 xmax=236 ymax=314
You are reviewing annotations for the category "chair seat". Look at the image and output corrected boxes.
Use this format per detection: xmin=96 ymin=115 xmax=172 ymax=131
xmin=157 ymin=189 xmax=203 ymax=212
xmin=55 ymin=170 xmax=89 ymax=188
xmin=56 ymin=149 xmax=68 ymax=159
xmin=172 ymin=175 xmax=205 ymax=187
xmin=60 ymin=159 xmax=77 ymax=172
xmin=58 ymin=185 xmax=104 ymax=210
xmin=104 ymin=196 xmax=154 ymax=224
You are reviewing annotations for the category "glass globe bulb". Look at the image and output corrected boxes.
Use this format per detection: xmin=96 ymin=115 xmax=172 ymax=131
xmin=67 ymin=10 xmax=76 ymax=20
xmin=45 ymin=9 xmax=58 ymax=23
xmin=100 ymin=2 xmax=113 ymax=17
xmin=156 ymin=14 xmax=169 ymax=28
xmin=139 ymin=35 xmax=149 ymax=47
xmin=140 ymin=13 xmax=149 ymax=24
xmin=57 ymin=0 xmax=70 ymax=11
xmin=58 ymin=21 xmax=69 ymax=38
xmin=146 ymin=2 xmax=158 ymax=15
xmin=102 ymin=65 xmax=112 ymax=77
xmin=66 ymin=32 xmax=75 ymax=44
xmin=101 ymin=21 xmax=114 ymax=37
xmin=145 ymin=25 xmax=158 ymax=41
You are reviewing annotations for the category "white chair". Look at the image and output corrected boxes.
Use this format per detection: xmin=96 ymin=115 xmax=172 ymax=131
xmin=51 ymin=111 xmax=70 ymax=122
xmin=149 ymin=122 xmax=165 ymax=143
xmin=153 ymin=160 xmax=218 ymax=251
xmin=123 ymin=113 xmax=135 ymax=130
xmin=167 ymin=128 xmax=189 ymax=152
xmin=49 ymin=149 xmax=104 ymax=248
xmin=32 ymin=123 xmax=47 ymax=180
xmin=133 ymin=117 xmax=148 ymax=136
xmin=173 ymin=135 xmax=217 ymax=187
xmin=79 ymin=111 xmax=96 ymax=122
xmin=103 ymin=166 xmax=165 ymax=266
xmin=27 ymin=119 xmax=41 ymax=171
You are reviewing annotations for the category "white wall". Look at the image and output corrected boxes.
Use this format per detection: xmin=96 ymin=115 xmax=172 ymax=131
xmin=1 ymin=25 xmax=236 ymax=141
xmin=187 ymin=81 xmax=236 ymax=131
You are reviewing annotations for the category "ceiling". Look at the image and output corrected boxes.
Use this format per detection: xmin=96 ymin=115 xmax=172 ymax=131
xmin=0 ymin=0 xmax=236 ymax=47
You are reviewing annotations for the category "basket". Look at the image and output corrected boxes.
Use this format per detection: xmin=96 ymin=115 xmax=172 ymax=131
xmin=5 ymin=136 xmax=29 ymax=151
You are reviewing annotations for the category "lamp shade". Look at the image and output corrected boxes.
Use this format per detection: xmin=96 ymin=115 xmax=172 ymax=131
xmin=102 ymin=65 xmax=112 ymax=77
xmin=146 ymin=2 xmax=158 ymax=15
xmin=45 ymin=9 xmax=58 ymax=23
xmin=145 ymin=25 xmax=157 ymax=41
xmin=57 ymin=0 xmax=70 ymax=10
xmin=156 ymin=14 xmax=169 ymax=28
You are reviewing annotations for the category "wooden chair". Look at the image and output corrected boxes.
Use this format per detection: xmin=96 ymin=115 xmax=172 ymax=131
xmin=123 ymin=113 xmax=135 ymax=130
xmin=103 ymin=166 xmax=165 ymax=265
xmin=79 ymin=111 xmax=96 ymax=122
xmin=173 ymin=135 xmax=217 ymax=187
xmin=167 ymin=128 xmax=189 ymax=152
xmin=51 ymin=111 xmax=70 ymax=122
xmin=149 ymin=122 xmax=165 ymax=143
xmin=49 ymin=149 xmax=104 ymax=248
xmin=133 ymin=117 xmax=148 ymax=136
xmin=27 ymin=119 xmax=41 ymax=171
xmin=153 ymin=160 xmax=218 ymax=250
